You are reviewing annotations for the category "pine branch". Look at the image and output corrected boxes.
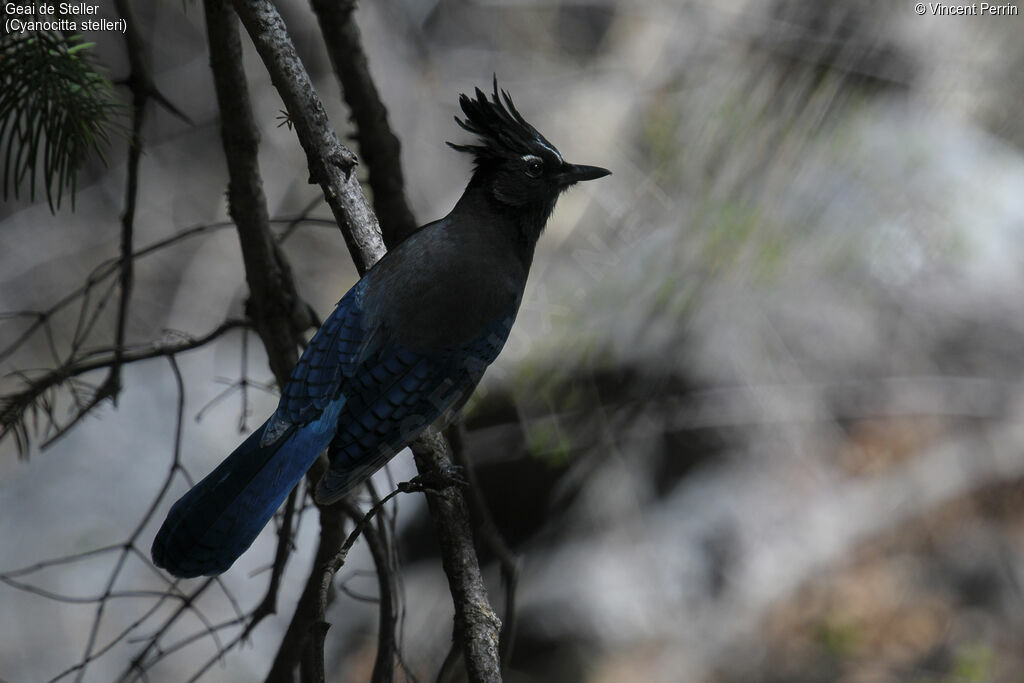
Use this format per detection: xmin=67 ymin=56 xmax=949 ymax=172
xmin=0 ymin=27 xmax=124 ymax=211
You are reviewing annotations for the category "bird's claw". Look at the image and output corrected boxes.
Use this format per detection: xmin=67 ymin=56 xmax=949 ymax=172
xmin=398 ymin=465 xmax=468 ymax=494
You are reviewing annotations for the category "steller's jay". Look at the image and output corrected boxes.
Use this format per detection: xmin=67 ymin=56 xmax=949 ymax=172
xmin=152 ymin=79 xmax=610 ymax=578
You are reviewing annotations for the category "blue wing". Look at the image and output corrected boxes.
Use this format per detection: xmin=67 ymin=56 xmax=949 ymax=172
xmin=152 ymin=283 xmax=515 ymax=576
xmin=315 ymin=311 xmax=515 ymax=503
xmin=152 ymin=286 xmax=373 ymax=577
xmin=275 ymin=283 xmax=372 ymax=426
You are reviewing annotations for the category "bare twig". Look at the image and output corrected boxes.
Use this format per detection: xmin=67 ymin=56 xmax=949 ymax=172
xmin=340 ymin=497 xmax=399 ymax=683
xmin=265 ymin=466 xmax=346 ymax=682
xmin=92 ymin=0 xmax=152 ymax=419
xmin=0 ymin=215 xmax=331 ymax=374
xmin=112 ymin=0 xmax=193 ymax=126
xmin=1 ymin=319 xmax=250 ymax=453
xmin=0 ymin=354 xmax=243 ymax=683
xmin=241 ymin=485 xmax=303 ymax=640
xmin=267 ymin=471 xmax=442 ymax=683
xmin=67 ymin=354 xmax=181 ymax=681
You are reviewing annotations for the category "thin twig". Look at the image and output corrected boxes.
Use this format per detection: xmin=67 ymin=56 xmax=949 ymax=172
xmin=107 ymin=0 xmax=155 ymax=410
xmin=1 ymin=319 xmax=250 ymax=452
xmin=340 ymin=498 xmax=398 ymax=683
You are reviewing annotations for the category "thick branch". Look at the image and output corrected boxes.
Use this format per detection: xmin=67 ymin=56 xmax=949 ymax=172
xmin=412 ymin=432 xmax=502 ymax=683
xmin=227 ymin=4 xmax=502 ymax=680
xmin=203 ymin=0 xmax=324 ymax=648
xmin=449 ymin=423 xmax=519 ymax=670
xmin=230 ymin=0 xmax=386 ymax=274
xmin=310 ymin=0 xmax=418 ymax=247
xmin=204 ymin=0 xmax=305 ymax=388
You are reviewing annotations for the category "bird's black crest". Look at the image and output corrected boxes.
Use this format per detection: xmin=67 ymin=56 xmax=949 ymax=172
xmin=447 ymin=76 xmax=562 ymax=167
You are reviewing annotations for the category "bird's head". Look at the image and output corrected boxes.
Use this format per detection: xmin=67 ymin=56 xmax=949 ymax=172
xmin=448 ymin=78 xmax=610 ymax=217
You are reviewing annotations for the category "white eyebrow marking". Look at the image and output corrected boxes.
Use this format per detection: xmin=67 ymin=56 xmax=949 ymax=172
xmin=534 ymin=140 xmax=563 ymax=164
xmin=521 ymin=154 xmax=542 ymax=164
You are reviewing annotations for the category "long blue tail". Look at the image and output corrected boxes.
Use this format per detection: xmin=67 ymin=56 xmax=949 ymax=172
xmin=151 ymin=419 xmax=319 ymax=578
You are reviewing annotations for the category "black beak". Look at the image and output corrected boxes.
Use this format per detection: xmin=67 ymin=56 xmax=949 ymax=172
xmin=557 ymin=163 xmax=612 ymax=186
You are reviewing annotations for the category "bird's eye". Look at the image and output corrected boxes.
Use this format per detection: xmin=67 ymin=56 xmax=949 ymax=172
xmin=524 ymin=159 xmax=543 ymax=178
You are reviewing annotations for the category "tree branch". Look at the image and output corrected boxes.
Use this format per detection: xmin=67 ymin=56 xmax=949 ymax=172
xmin=205 ymin=0 xmax=305 ymax=388
xmin=0 ymin=319 xmax=250 ymax=451
xmin=341 ymin=496 xmax=399 ymax=683
xmin=203 ymin=0 xmax=324 ymax=647
xmin=230 ymin=0 xmax=386 ymax=274
xmin=223 ymin=4 xmax=502 ymax=680
xmin=448 ymin=423 xmax=519 ymax=670
xmin=265 ymin=461 xmax=346 ymax=683
xmin=412 ymin=432 xmax=502 ymax=683
xmin=310 ymin=0 xmax=418 ymax=247
xmin=107 ymin=0 xmax=148 ymax=409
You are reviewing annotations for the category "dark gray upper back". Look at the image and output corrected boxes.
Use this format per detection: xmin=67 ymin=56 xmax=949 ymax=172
xmin=361 ymin=194 xmax=532 ymax=351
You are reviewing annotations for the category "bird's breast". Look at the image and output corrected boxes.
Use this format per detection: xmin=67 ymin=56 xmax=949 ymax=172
xmin=392 ymin=266 xmax=522 ymax=350
xmin=365 ymin=256 xmax=525 ymax=352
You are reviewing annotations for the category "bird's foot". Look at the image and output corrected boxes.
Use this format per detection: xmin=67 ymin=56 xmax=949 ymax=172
xmin=398 ymin=465 xmax=468 ymax=494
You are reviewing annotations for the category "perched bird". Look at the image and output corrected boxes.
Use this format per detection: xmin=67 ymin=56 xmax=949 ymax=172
xmin=152 ymin=79 xmax=610 ymax=578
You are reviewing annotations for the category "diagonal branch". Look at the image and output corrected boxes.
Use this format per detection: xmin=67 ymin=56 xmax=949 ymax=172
xmin=265 ymin=460 xmax=347 ymax=683
xmin=341 ymin=496 xmax=399 ymax=683
xmin=230 ymin=0 xmax=386 ymax=274
xmin=101 ymin=0 xmax=193 ymax=409
xmin=226 ymin=3 xmax=502 ymax=680
xmin=448 ymin=422 xmax=520 ymax=670
xmin=205 ymin=0 xmax=304 ymax=388
xmin=412 ymin=432 xmax=502 ymax=683
xmin=309 ymin=0 xmax=418 ymax=247
xmin=203 ymin=0 xmax=313 ymax=642
xmin=0 ymin=319 xmax=250 ymax=452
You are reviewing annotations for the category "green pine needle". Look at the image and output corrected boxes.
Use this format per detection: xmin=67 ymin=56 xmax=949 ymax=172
xmin=0 ymin=30 xmax=125 ymax=212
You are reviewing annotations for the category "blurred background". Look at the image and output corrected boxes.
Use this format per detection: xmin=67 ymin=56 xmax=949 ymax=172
xmin=3 ymin=0 xmax=1024 ymax=681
